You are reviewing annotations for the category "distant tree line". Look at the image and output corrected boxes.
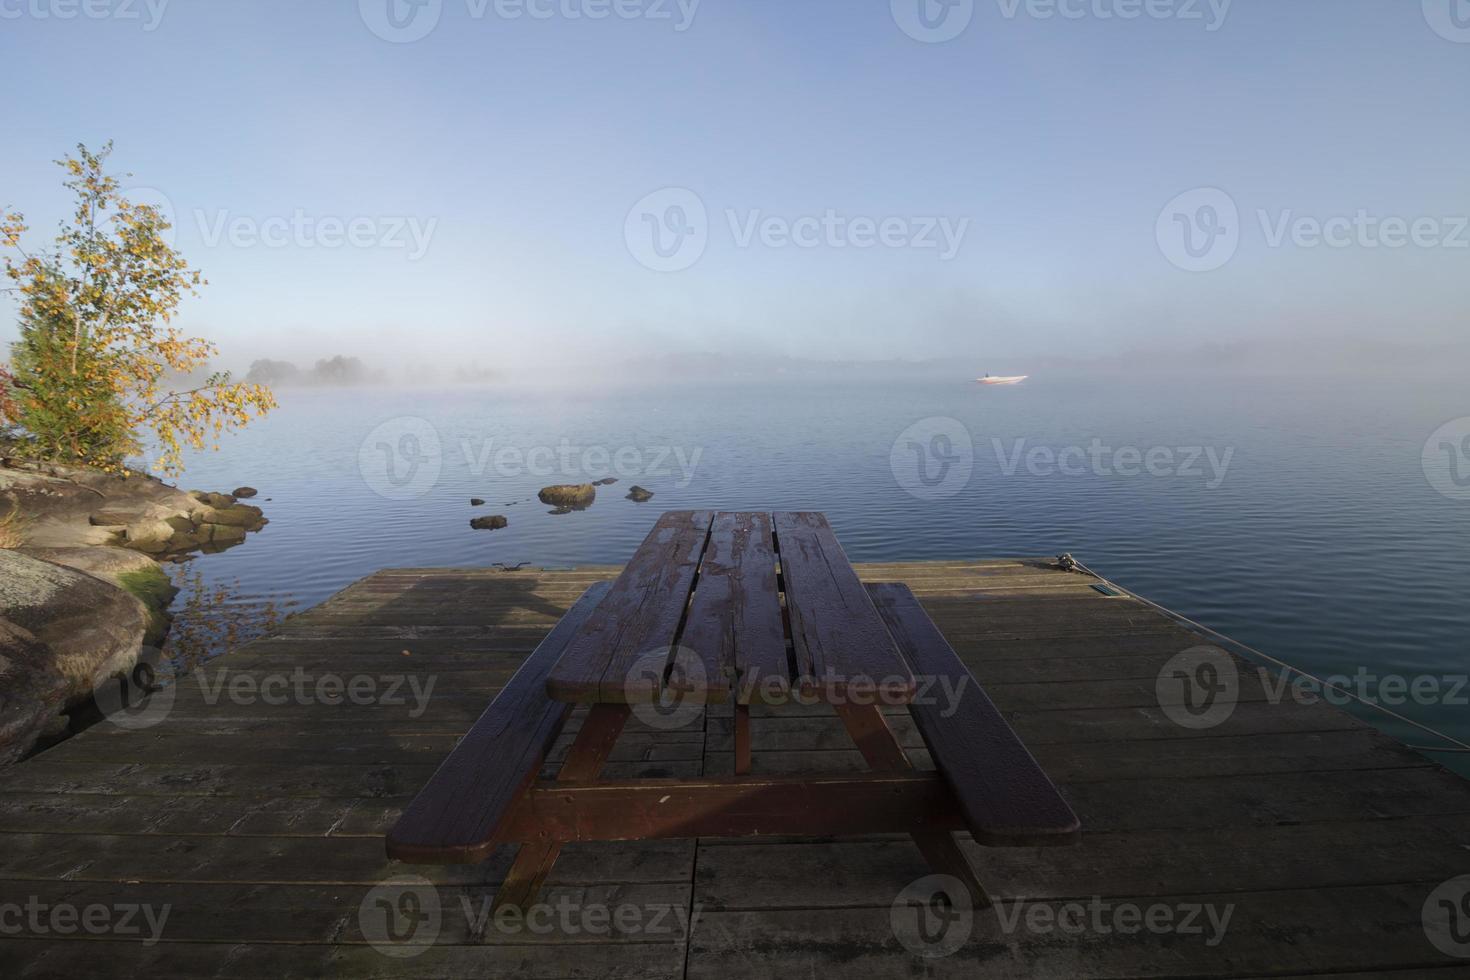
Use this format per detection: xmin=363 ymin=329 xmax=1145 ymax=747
xmin=245 ymin=356 xmax=385 ymax=387
xmin=246 ymin=357 xmax=498 ymax=387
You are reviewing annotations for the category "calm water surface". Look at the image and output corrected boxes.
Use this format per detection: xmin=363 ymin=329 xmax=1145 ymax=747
xmin=170 ymin=376 xmax=1470 ymax=770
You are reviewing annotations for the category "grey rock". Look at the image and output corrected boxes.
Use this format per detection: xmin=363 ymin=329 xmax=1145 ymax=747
xmin=0 ymin=551 xmax=151 ymax=763
xmin=19 ymin=546 xmax=167 ymax=588
xmin=124 ymin=520 xmax=177 ymax=553
xmin=19 ymin=547 xmax=177 ymax=647
xmin=1 ymin=461 xmax=267 ymax=561
xmin=89 ymin=509 xmax=140 ymax=527
xmin=0 ymin=618 xmax=63 ymax=766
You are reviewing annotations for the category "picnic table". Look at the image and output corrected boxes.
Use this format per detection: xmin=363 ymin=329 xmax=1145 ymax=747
xmin=388 ymin=511 xmax=1079 ymax=911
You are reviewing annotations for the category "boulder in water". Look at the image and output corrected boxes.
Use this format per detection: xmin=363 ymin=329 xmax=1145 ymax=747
xmin=537 ymin=484 xmax=596 ymax=509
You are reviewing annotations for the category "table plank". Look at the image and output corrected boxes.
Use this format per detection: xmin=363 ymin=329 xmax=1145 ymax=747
xmin=680 ymin=512 xmax=790 ymax=705
xmin=546 ymin=510 xmax=714 ymax=703
xmin=774 ymin=512 xmax=914 ymax=703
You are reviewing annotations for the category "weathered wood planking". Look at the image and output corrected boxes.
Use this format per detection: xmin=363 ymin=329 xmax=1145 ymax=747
xmin=678 ymin=511 xmax=789 ymax=704
xmin=545 ymin=510 xmax=712 ymax=703
xmin=386 ymin=581 xmax=611 ymax=864
xmin=775 ymin=512 xmax=915 ymax=702
xmin=2 ymin=558 xmax=1470 ymax=978
xmin=868 ymin=582 xmax=1080 ymax=846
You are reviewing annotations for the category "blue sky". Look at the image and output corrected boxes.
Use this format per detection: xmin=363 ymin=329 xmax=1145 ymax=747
xmin=1 ymin=0 xmax=1467 ymax=375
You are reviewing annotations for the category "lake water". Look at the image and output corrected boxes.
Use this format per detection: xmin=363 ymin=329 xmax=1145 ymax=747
xmin=168 ymin=376 xmax=1470 ymax=771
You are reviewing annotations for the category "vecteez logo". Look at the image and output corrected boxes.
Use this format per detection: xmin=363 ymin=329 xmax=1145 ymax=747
xmin=624 ymin=187 xmax=708 ymax=273
xmin=1423 ymin=0 xmax=1470 ymax=43
xmin=358 ymin=416 xmax=444 ymax=500
xmin=360 ymin=0 xmax=443 ymax=42
xmin=892 ymin=0 xmax=975 ymax=43
xmin=1156 ymin=188 xmax=1240 ymax=272
xmin=361 ymin=0 xmax=701 ymax=42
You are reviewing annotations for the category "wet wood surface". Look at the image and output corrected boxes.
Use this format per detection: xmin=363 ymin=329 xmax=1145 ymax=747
xmin=679 ymin=511 xmax=787 ymax=704
xmin=3 ymin=557 xmax=1470 ymax=977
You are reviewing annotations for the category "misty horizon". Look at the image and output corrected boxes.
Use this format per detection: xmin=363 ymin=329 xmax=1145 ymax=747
xmin=194 ymin=334 xmax=1470 ymax=389
xmin=4 ymin=2 xmax=1468 ymax=375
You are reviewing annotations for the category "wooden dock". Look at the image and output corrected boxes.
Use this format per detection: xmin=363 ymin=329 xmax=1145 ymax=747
xmin=3 ymin=559 xmax=1470 ymax=977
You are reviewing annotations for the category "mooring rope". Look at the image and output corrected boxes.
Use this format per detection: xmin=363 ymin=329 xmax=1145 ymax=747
xmin=1057 ymin=554 xmax=1470 ymax=756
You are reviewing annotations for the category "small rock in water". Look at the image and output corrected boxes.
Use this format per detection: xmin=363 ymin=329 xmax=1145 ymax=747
xmin=470 ymin=515 xmax=508 ymax=530
xmin=538 ymin=484 xmax=596 ymax=509
xmin=470 ymin=498 xmax=486 ymax=506
xmin=232 ymin=486 xmax=258 ymax=498
xmin=626 ymin=486 xmax=654 ymax=502
xmin=592 ymin=477 xmax=618 ymax=486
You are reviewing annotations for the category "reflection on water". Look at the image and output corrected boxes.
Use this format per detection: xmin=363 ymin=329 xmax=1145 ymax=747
xmin=159 ymin=563 xmax=296 ymax=677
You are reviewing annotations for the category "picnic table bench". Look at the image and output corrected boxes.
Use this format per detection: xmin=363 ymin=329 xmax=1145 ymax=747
xmin=388 ymin=511 xmax=1080 ymax=910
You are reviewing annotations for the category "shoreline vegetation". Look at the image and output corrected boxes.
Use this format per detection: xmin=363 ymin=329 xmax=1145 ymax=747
xmin=1 ymin=144 xmax=279 ymax=764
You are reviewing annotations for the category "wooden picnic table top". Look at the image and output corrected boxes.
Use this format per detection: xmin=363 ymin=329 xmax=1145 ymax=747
xmin=545 ymin=511 xmax=917 ymax=706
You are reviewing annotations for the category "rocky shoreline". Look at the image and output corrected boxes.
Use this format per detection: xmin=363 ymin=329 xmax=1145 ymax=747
xmin=0 ymin=459 xmax=268 ymax=763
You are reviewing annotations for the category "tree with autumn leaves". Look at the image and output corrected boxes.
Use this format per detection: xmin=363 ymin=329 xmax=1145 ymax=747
xmin=1 ymin=143 xmax=275 ymax=475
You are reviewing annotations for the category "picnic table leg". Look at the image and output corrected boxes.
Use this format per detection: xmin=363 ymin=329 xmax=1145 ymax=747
xmin=733 ymin=703 xmax=752 ymax=774
xmin=494 ymin=702 xmax=631 ymax=912
xmin=833 ymin=702 xmax=992 ymax=909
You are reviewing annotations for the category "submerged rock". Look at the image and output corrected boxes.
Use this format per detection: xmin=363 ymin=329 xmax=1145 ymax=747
xmin=592 ymin=477 xmax=619 ymax=486
xmin=626 ymin=486 xmax=654 ymax=502
xmin=205 ymin=503 xmax=266 ymax=529
xmin=208 ymin=525 xmax=248 ymax=547
xmin=537 ymin=484 xmax=596 ymax=509
xmin=470 ymin=515 xmax=508 ymax=531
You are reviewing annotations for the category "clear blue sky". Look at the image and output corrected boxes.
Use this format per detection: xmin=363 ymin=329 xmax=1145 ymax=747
xmin=1 ymin=0 xmax=1466 ymax=374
